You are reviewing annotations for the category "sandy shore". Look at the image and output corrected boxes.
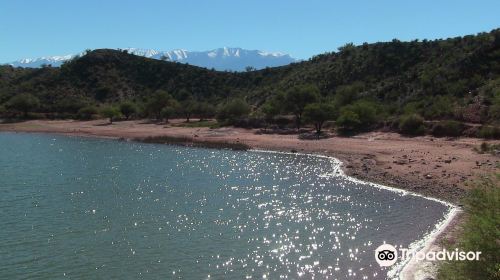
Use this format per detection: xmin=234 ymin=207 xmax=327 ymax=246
xmin=1 ymin=119 xmax=498 ymax=279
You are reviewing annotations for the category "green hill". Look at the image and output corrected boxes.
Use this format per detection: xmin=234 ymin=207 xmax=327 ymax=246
xmin=1 ymin=28 xmax=499 ymax=131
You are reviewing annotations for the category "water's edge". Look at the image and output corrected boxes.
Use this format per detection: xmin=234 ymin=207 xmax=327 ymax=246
xmin=251 ymin=149 xmax=459 ymax=280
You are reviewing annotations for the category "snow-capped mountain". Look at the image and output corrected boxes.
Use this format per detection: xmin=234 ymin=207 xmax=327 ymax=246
xmin=6 ymin=47 xmax=298 ymax=71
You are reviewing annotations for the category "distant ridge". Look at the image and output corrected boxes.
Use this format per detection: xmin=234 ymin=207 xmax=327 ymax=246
xmin=5 ymin=47 xmax=298 ymax=71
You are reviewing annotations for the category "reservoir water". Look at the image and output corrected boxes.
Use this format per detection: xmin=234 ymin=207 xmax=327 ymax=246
xmin=0 ymin=132 xmax=450 ymax=279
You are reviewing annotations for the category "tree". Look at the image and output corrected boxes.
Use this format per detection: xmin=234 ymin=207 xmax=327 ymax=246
xmin=145 ymin=90 xmax=172 ymax=120
xmin=216 ymin=99 xmax=251 ymax=123
xmin=303 ymin=103 xmax=336 ymax=135
xmin=341 ymin=100 xmax=379 ymax=130
xmin=6 ymin=93 xmax=40 ymax=117
xmin=179 ymin=99 xmax=197 ymax=122
xmin=332 ymin=82 xmax=364 ymax=107
xmin=77 ymin=106 xmax=98 ymax=120
xmin=195 ymin=102 xmax=216 ymax=121
xmin=100 ymin=106 xmax=121 ymax=124
xmin=399 ymin=114 xmax=425 ymax=136
xmin=55 ymin=97 xmax=87 ymax=114
xmin=336 ymin=110 xmax=361 ymax=132
xmin=160 ymin=106 xmax=176 ymax=123
xmin=284 ymin=85 xmax=320 ymax=130
xmin=119 ymin=101 xmax=138 ymax=120
xmin=260 ymin=100 xmax=281 ymax=127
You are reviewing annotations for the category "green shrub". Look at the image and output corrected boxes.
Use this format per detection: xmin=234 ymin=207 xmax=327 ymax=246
xmin=399 ymin=114 xmax=425 ymax=136
xmin=303 ymin=103 xmax=336 ymax=134
xmin=195 ymin=102 xmax=216 ymax=120
xmin=6 ymin=93 xmax=40 ymax=117
xmin=336 ymin=100 xmax=379 ymax=132
xmin=55 ymin=97 xmax=87 ymax=114
xmin=119 ymin=101 xmax=138 ymax=120
xmin=478 ymin=126 xmax=500 ymax=139
xmin=100 ymin=106 xmax=121 ymax=123
xmin=438 ymin=175 xmax=500 ymax=280
xmin=431 ymin=120 xmax=463 ymax=137
xmin=336 ymin=110 xmax=361 ymax=132
xmin=216 ymin=99 xmax=251 ymax=124
xmin=476 ymin=142 xmax=500 ymax=155
xmin=77 ymin=105 xmax=98 ymax=120
xmin=160 ymin=106 xmax=176 ymax=122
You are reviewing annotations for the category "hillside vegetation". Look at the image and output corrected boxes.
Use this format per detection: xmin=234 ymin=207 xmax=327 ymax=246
xmin=1 ymin=29 xmax=499 ymax=137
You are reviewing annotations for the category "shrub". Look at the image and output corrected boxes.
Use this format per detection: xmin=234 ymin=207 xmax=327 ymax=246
xmin=283 ymin=85 xmax=320 ymax=129
xmin=337 ymin=100 xmax=379 ymax=132
xmin=178 ymin=99 xmax=197 ymax=122
xmin=303 ymin=103 xmax=336 ymax=134
xmin=260 ymin=101 xmax=281 ymax=125
xmin=145 ymin=90 xmax=173 ymax=120
xmin=216 ymin=99 xmax=251 ymax=124
xmin=437 ymin=175 xmax=500 ymax=280
xmin=55 ymin=97 xmax=87 ymax=114
xmin=6 ymin=93 xmax=40 ymax=117
xmin=476 ymin=142 xmax=500 ymax=154
xmin=77 ymin=106 xmax=98 ymax=120
xmin=399 ymin=114 xmax=425 ymax=136
xmin=478 ymin=126 xmax=500 ymax=139
xmin=231 ymin=117 xmax=265 ymax=128
xmin=100 ymin=106 xmax=121 ymax=123
xmin=336 ymin=110 xmax=361 ymax=132
xmin=431 ymin=120 xmax=463 ymax=137
xmin=195 ymin=102 xmax=216 ymax=121
xmin=119 ymin=101 xmax=138 ymax=120
xmin=160 ymin=106 xmax=176 ymax=123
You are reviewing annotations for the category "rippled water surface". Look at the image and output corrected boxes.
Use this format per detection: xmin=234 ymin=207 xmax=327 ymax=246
xmin=0 ymin=133 xmax=450 ymax=279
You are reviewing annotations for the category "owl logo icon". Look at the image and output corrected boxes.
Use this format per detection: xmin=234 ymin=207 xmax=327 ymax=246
xmin=375 ymin=244 xmax=398 ymax=266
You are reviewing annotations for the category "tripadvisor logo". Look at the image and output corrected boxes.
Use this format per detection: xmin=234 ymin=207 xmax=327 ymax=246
xmin=375 ymin=243 xmax=481 ymax=267
xmin=375 ymin=244 xmax=398 ymax=266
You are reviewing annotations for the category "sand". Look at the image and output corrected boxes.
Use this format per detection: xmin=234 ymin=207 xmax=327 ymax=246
xmin=1 ymin=119 xmax=498 ymax=279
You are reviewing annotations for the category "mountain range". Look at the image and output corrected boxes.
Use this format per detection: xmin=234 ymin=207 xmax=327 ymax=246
xmin=5 ymin=47 xmax=298 ymax=71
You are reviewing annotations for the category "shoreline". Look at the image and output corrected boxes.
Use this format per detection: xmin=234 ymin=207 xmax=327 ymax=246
xmin=251 ymin=149 xmax=461 ymax=279
xmin=1 ymin=119 xmax=498 ymax=279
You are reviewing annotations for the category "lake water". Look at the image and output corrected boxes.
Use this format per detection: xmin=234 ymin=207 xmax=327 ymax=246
xmin=0 ymin=132 xmax=450 ymax=279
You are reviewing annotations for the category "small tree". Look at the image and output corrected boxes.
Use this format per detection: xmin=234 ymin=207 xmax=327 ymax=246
xmin=260 ymin=99 xmax=281 ymax=127
xmin=145 ymin=90 xmax=172 ymax=120
xmin=119 ymin=101 xmax=138 ymax=120
xmin=284 ymin=85 xmax=320 ymax=130
xmin=55 ymin=97 xmax=87 ymax=114
xmin=100 ymin=106 xmax=121 ymax=124
xmin=217 ymin=99 xmax=251 ymax=123
xmin=303 ymin=103 xmax=336 ymax=135
xmin=399 ymin=114 xmax=425 ymax=136
xmin=160 ymin=106 xmax=176 ymax=123
xmin=195 ymin=102 xmax=216 ymax=121
xmin=77 ymin=106 xmax=98 ymax=120
xmin=6 ymin=93 xmax=40 ymax=117
xmin=179 ymin=99 xmax=197 ymax=122
xmin=336 ymin=110 xmax=361 ymax=132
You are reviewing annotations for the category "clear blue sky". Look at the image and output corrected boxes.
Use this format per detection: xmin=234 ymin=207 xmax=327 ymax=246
xmin=1 ymin=0 xmax=499 ymax=62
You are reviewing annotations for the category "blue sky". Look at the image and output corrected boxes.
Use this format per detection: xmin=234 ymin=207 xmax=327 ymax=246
xmin=1 ymin=0 xmax=499 ymax=62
